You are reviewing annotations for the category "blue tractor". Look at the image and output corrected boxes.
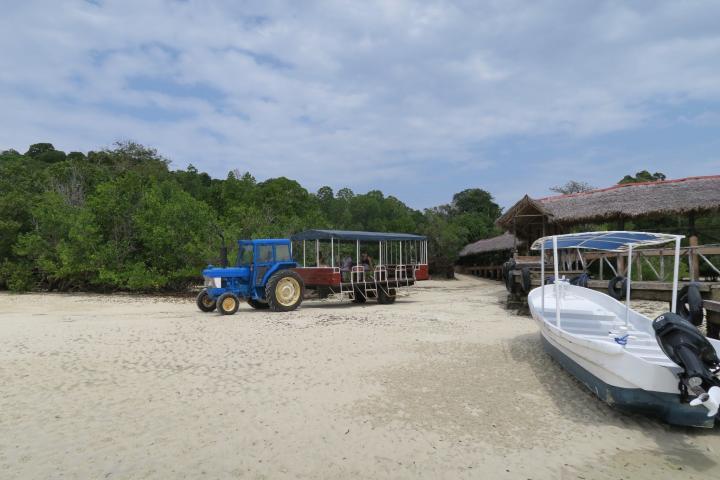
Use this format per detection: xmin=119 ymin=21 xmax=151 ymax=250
xmin=196 ymin=238 xmax=304 ymax=314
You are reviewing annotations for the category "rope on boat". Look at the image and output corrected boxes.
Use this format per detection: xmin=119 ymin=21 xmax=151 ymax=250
xmin=614 ymin=334 xmax=629 ymax=346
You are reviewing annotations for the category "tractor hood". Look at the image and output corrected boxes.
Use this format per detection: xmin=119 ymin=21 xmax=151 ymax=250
xmin=202 ymin=266 xmax=250 ymax=278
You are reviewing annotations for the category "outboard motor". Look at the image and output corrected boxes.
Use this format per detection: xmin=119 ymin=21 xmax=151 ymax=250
xmin=653 ymin=312 xmax=720 ymax=417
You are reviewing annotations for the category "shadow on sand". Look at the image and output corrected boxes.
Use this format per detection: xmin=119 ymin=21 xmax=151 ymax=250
xmin=506 ymin=331 xmax=718 ymax=472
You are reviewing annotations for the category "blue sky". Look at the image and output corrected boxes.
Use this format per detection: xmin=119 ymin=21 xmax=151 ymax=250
xmin=1 ymin=1 xmax=719 ymax=209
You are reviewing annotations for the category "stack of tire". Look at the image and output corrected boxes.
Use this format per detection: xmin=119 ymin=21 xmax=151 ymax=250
xmin=502 ymin=260 xmax=532 ymax=294
xmin=502 ymin=260 xmax=516 ymax=293
xmin=607 ymin=277 xmax=712 ymax=337
xmin=675 ymin=283 xmax=704 ymax=327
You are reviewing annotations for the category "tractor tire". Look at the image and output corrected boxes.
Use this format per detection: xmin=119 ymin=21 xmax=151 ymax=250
xmin=196 ymin=289 xmax=216 ymax=312
xmin=266 ymin=270 xmax=304 ymax=312
xmin=247 ymin=298 xmax=270 ymax=310
xmin=378 ymin=287 xmax=397 ymax=305
xmin=217 ymin=292 xmax=240 ymax=315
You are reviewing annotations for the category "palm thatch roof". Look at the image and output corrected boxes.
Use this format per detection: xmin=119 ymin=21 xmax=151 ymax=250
xmin=459 ymin=232 xmax=519 ymax=256
xmin=497 ymin=175 xmax=720 ymax=228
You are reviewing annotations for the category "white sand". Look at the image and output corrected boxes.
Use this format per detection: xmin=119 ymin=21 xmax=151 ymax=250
xmin=1 ymin=275 xmax=718 ymax=479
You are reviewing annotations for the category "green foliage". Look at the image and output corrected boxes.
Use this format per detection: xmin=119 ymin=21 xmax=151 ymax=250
xmin=419 ymin=189 xmax=502 ymax=278
xmin=618 ymin=170 xmax=666 ymax=184
xmin=0 ymin=141 xmax=504 ymax=290
xmin=447 ymin=189 xmax=502 ymax=247
xmin=421 ymin=210 xmax=468 ymax=278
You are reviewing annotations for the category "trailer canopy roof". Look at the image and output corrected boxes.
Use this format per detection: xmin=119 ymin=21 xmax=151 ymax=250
xmin=530 ymin=231 xmax=681 ymax=252
xmin=291 ymin=229 xmax=426 ymax=242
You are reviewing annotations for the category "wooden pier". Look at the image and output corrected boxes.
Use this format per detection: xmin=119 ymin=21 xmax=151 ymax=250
xmin=503 ymin=244 xmax=720 ymax=337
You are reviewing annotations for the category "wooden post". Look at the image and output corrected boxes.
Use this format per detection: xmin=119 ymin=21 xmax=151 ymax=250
xmin=660 ymin=252 xmax=665 ymax=281
xmin=617 ymin=254 xmax=625 ymax=277
xmin=689 ymin=235 xmax=699 ymax=281
xmin=636 ymin=252 xmax=643 ymax=281
xmin=599 ymin=254 xmax=604 ymax=280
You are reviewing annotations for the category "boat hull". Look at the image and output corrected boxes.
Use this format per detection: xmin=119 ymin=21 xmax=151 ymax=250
xmin=541 ymin=333 xmax=715 ymax=428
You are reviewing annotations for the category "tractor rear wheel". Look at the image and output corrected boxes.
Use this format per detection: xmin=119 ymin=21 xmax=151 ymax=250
xmin=247 ymin=298 xmax=270 ymax=310
xmin=196 ymin=289 xmax=216 ymax=312
xmin=217 ymin=292 xmax=240 ymax=315
xmin=266 ymin=270 xmax=304 ymax=312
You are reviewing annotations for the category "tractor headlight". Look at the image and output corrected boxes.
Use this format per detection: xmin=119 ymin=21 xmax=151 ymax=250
xmin=204 ymin=276 xmax=222 ymax=288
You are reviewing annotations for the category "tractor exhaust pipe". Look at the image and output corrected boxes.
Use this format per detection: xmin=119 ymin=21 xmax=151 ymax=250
xmin=216 ymin=226 xmax=228 ymax=267
xmin=219 ymin=244 xmax=228 ymax=267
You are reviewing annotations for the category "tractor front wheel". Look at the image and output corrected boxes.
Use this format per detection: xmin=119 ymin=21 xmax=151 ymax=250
xmin=266 ymin=270 xmax=304 ymax=312
xmin=217 ymin=292 xmax=240 ymax=315
xmin=196 ymin=289 xmax=216 ymax=312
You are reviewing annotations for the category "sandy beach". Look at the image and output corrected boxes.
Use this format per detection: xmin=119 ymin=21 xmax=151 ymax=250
xmin=1 ymin=275 xmax=718 ymax=479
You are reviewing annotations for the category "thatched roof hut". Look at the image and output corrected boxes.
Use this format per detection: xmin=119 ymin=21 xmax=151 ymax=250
xmin=496 ymin=175 xmax=720 ymax=249
xmin=459 ymin=232 xmax=519 ymax=257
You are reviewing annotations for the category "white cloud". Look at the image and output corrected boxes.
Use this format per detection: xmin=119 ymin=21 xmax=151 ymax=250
xmin=1 ymin=0 xmax=719 ymax=207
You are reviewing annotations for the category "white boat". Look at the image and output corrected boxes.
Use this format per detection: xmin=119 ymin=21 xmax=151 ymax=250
xmin=527 ymin=231 xmax=720 ymax=427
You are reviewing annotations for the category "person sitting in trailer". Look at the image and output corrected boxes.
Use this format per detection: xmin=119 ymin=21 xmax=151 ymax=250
xmin=340 ymin=255 xmax=353 ymax=281
xmin=361 ymin=252 xmax=375 ymax=279
xmin=318 ymin=252 xmax=329 ymax=267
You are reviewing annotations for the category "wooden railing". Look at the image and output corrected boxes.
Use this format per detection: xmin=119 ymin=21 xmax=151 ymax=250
xmin=581 ymin=244 xmax=720 ymax=282
xmin=459 ymin=265 xmax=504 ymax=280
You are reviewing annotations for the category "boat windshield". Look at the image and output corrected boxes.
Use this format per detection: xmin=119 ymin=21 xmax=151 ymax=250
xmin=532 ymin=230 xmax=685 ymax=317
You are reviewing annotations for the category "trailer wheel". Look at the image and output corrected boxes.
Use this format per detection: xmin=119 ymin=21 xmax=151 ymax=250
xmin=674 ymin=284 xmax=704 ymax=326
xmin=217 ymin=292 xmax=240 ymax=315
xmin=196 ymin=289 xmax=216 ymax=312
xmin=352 ymin=287 xmax=367 ymax=303
xmin=247 ymin=298 xmax=270 ymax=310
xmin=378 ymin=287 xmax=396 ymax=304
xmin=266 ymin=270 xmax=304 ymax=312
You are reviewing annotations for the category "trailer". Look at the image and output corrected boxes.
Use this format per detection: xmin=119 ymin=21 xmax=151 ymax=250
xmin=290 ymin=229 xmax=429 ymax=304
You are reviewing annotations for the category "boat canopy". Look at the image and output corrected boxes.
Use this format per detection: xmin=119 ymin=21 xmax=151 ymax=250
xmin=531 ymin=231 xmax=681 ymax=253
xmin=291 ymin=229 xmax=426 ymax=242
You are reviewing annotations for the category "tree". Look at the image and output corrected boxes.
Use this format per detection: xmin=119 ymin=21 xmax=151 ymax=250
xmin=2 ymin=140 xmax=510 ymax=290
xmin=25 ymin=143 xmax=66 ymax=163
xmin=550 ymin=180 xmax=595 ymax=195
xmin=316 ymin=186 xmax=334 ymax=204
xmin=451 ymin=188 xmax=501 ymax=218
xmin=421 ymin=209 xmax=468 ymax=279
xmin=25 ymin=143 xmax=56 ymax=158
xmin=431 ymin=188 xmax=502 ymax=247
xmin=618 ymin=170 xmax=666 ymax=184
